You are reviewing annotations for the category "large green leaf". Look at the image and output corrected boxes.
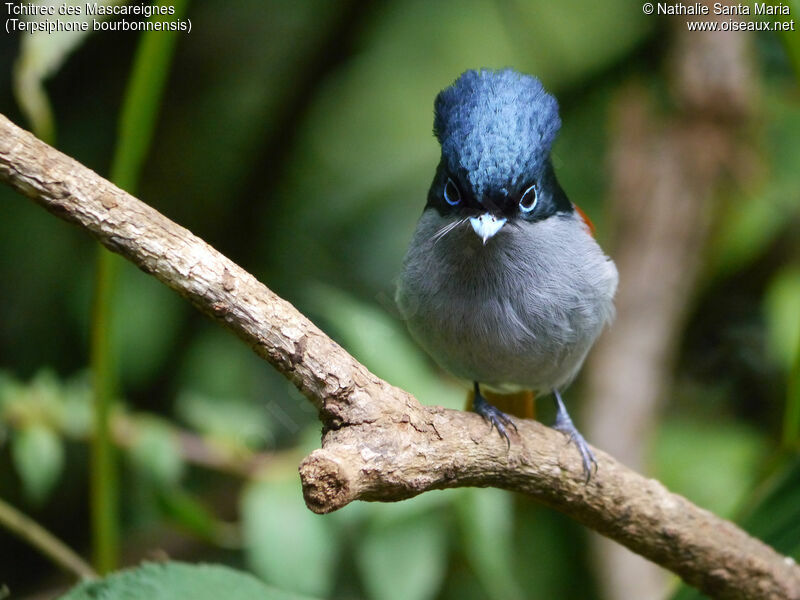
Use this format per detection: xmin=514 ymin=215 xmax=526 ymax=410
xmin=241 ymin=478 xmax=338 ymax=597
xmin=127 ymin=418 xmax=184 ymax=488
xmin=176 ymin=327 xmax=265 ymax=398
xmin=737 ymin=455 xmax=800 ymax=559
xmin=356 ymin=508 xmax=449 ymax=600
xmin=670 ymin=456 xmax=800 ymax=600
xmin=304 ymin=283 xmax=463 ymax=410
xmin=109 ymin=265 xmax=185 ymax=388
xmin=652 ymin=418 xmax=767 ymax=518
xmin=174 ymin=327 xmax=274 ymax=447
xmin=455 ymin=488 xmax=524 ymax=600
xmin=58 ymin=561 xmax=319 ymax=600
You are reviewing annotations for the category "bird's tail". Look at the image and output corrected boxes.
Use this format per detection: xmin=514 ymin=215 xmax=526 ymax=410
xmin=465 ymin=389 xmax=536 ymax=419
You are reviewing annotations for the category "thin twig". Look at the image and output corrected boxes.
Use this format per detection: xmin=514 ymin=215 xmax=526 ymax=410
xmin=0 ymin=496 xmax=97 ymax=580
xmin=110 ymin=414 xmax=274 ymax=478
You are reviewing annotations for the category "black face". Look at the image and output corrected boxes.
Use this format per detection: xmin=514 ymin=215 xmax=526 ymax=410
xmin=425 ymin=159 xmax=573 ymax=223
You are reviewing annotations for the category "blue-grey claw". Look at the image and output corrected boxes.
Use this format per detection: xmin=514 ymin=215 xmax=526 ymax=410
xmin=473 ymin=384 xmax=517 ymax=448
xmin=552 ymin=389 xmax=598 ymax=482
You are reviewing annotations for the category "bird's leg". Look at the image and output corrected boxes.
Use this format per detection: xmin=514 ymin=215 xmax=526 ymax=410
xmin=552 ymin=389 xmax=597 ymax=482
xmin=472 ymin=381 xmax=518 ymax=448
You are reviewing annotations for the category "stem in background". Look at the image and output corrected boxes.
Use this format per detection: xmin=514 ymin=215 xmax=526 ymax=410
xmin=109 ymin=0 xmax=189 ymax=190
xmin=89 ymin=248 xmax=118 ymax=573
xmin=88 ymin=0 xmax=190 ymax=573
xmin=0 ymin=496 xmax=97 ymax=580
xmin=783 ymin=323 xmax=800 ymax=449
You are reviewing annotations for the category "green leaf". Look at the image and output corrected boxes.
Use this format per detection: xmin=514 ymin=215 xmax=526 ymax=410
xmin=110 ymin=265 xmax=184 ymax=388
xmin=764 ymin=268 xmax=800 ymax=373
xmin=738 ymin=455 xmax=800 ymax=559
xmin=60 ymin=372 xmax=93 ymax=437
xmin=157 ymin=488 xmax=236 ymax=547
xmin=707 ymin=189 xmax=786 ymax=278
xmin=670 ymin=456 xmax=800 ymax=600
xmin=57 ymin=561 xmax=320 ymax=600
xmin=11 ymin=424 xmax=64 ymax=504
xmin=241 ymin=479 xmax=338 ymax=597
xmin=176 ymin=327 xmax=265 ymax=399
xmin=127 ymin=419 xmax=184 ymax=488
xmin=652 ymin=418 xmax=767 ymax=518
xmin=175 ymin=390 xmax=271 ymax=448
xmin=356 ymin=508 xmax=449 ymax=600
xmin=304 ymin=283 xmax=463 ymax=410
xmin=456 ymin=488 xmax=524 ymax=600
xmin=0 ymin=371 xmax=20 ymax=410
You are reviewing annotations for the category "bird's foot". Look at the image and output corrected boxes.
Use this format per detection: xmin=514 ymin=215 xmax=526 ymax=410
xmin=552 ymin=390 xmax=597 ymax=482
xmin=473 ymin=384 xmax=517 ymax=448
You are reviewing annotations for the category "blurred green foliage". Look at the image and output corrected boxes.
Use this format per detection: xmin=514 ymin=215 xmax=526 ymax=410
xmin=12 ymin=423 xmax=65 ymax=505
xmin=243 ymin=476 xmax=339 ymax=597
xmin=12 ymin=0 xmax=121 ymax=143
xmin=355 ymin=500 xmax=449 ymax=600
xmin=1 ymin=1 xmax=799 ymax=599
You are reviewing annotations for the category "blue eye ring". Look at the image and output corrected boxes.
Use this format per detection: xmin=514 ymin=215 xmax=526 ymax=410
xmin=444 ymin=177 xmax=461 ymax=206
xmin=519 ymin=183 xmax=538 ymax=213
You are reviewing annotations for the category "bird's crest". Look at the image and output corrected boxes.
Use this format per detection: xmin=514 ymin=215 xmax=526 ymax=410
xmin=433 ymin=69 xmax=561 ymax=198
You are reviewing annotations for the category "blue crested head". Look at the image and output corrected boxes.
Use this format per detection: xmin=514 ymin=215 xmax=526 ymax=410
xmin=433 ymin=69 xmax=561 ymax=200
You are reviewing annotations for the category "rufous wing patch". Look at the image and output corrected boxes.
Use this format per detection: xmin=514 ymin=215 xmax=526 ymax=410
xmin=573 ymin=203 xmax=595 ymax=237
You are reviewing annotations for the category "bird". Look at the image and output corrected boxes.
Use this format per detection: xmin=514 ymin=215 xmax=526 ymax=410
xmin=395 ymin=69 xmax=618 ymax=479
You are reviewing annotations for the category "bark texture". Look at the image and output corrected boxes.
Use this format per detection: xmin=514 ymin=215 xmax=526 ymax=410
xmin=1 ymin=114 xmax=798 ymax=600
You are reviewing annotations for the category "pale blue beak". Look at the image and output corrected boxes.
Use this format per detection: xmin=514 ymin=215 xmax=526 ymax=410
xmin=469 ymin=213 xmax=506 ymax=244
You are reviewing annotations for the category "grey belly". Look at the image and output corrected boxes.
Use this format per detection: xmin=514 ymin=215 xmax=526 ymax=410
xmin=402 ymin=291 xmax=598 ymax=393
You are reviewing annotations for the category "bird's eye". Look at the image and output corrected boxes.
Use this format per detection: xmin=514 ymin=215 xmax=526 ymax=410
xmin=444 ymin=178 xmax=461 ymax=206
xmin=519 ymin=183 xmax=538 ymax=213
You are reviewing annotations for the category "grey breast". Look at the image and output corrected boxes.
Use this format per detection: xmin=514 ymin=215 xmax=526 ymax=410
xmin=396 ymin=209 xmax=618 ymax=393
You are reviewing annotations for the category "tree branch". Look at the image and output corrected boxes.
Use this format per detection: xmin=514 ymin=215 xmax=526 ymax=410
xmin=1 ymin=113 xmax=798 ymax=600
